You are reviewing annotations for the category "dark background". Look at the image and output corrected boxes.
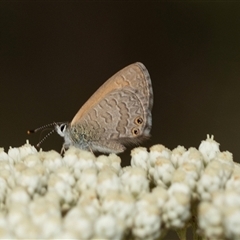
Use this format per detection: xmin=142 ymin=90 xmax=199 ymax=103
xmin=1 ymin=2 xmax=240 ymax=165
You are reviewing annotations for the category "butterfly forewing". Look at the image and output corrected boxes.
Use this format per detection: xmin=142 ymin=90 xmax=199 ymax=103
xmin=69 ymin=62 xmax=153 ymax=151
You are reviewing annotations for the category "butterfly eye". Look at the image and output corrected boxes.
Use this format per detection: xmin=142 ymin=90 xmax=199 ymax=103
xmin=60 ymin=124 xmax=66 ymax=132
xmin=132 ymin=127 xmax=140 ymax=136
xmin=135 ymin=116 xmax=143 ymax=125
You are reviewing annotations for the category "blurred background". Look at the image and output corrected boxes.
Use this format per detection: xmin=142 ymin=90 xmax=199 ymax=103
xmin=1 ymin=2 xmax=240 ymax=165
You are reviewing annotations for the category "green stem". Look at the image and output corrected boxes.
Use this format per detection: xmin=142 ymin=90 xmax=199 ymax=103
xmin=176 ymin=228 xmax=187 ymax=240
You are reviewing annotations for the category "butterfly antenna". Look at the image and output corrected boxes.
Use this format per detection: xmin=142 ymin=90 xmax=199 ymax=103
xmin=27 ymin=122 xmax=64 ymax=148
xmin=36 ymin=129 xmax=55 ymax=148
xmin=27 ymin=122 xmax=64 ymax=134
xmin=27 ymin=122 xmax=57 ymax=134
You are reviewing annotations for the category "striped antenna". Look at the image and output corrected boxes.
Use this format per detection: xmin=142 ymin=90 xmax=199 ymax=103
xmin=27 ymin=122 xmax=64 ymax=148
xmin=27 ymin=122 xmax=57 ymax=134
xmin=36 ymin=129 xmax=55 ymax=148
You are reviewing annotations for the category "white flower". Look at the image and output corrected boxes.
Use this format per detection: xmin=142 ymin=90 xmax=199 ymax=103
xmin=8 ymin=141 xmax=37 ymax=164
xmin=199 ymin=135 xmax=220 ymax=164
xmin=162 ymin=183 xmax=191 ymax=229
xmin=170 ymin=146 xmax=186 ymax=168
xmin=28 ymin=195 xmax=61 ymax=238
xmin=66 ymin=148 xmax=97 ymax=179
xmin=55 ymin=166 xmax=75 ymax=187
xmin=0 ymin=161 xmax=15 ymax=189
xmin=12 ymin=162 xmax=27 ymax=180
xmin=197 ymin=160 xmax=226 ymax=201
xmin=40 ymin=150 xmax=63 ymax=173
xmin=29 ymin=197 xmax=61 ymax=227
xmin=0 ymin=168 xmax=15 ymax=190
xmin=44 ymin=191 xmax=61 ymax=207
xmin=96 ymin=169 xmax=121 ymax=199
xmin=224 ymin=207 xmax=240 ymax=240
xmin=198 ymin=202 xmax=224 ymax=239
xmin=6 ymin=186 xmax=30 ymax=206
xmin=149 ymin=144 xmax=171 ymax=161
xmin=62 ymin=146 xmax=82 ymax=168
xmin=77 ymin=189 xmax=100 ymax=221
xmin=31 ymin=163 xmax=48 ymax=194
xmin=23 ymin=154 xmax=41 ymax=168
xmin=120 ymin=166 xmax=149 ymax=198
xmin=0 ymin=213 xmax=12 ymax=238
xmin=71 ymin=150 xmax=97 ymax=178
xmin=133 ymin=202 xmax=162 ymax=240
xmin=94 ymin=214 xmax=125 ymax=240
xmin=0 ymin=176 xmax=9 ymax=201
xmin=7 ymin=203 xmax=29 ymax=228
xmin=13 ymin=217 xmax=39 ymax=238
xmin=0 ymin=213 xmax=7 ymax=228
xmin=0 ymin=161 xmax=13 ymax=171
xmin=215 ymin=151 xmax=234 ymax=184
xmin=226 ymin=163 xmax=240 ymax=193
xmin=180 ymin=147 xmax=204 ymax=174
xmin=172 ymin=163 xmax=199 ymax=200
xmin=101 ymin=191 xmax=135 ymax=228
xmin=7 ymin=148 xmax=21 ymax=164
xmin=199 ymin=190 xmax=240 ymax=240
xmin=54 ymin=230 xmax=79 ymax=239
xmin=131 ymin=147 xmax=149 ymax=171
xmin=108 ymin=153 xmax=121 ymax=173
xmin=0 ymin=148 xmax=9 ymax=162
xmin=136 ymin=192 xmax=160 ymax=214
xmin=48 ymin=174 xmax=76 ymax=206
xmin=148 ymin=144 xmax=171 ymax=169
xmin=15 ymin=168 xmax=41 ymax=196
xmin=63 ymin=146 xmax=95 ymax=175
xmin=39 ymin=215 xmax=62 ymax=238
xmin=0 ymin=135 xmax=239 ymax=239
xmin=95 ymin=155 xmax=113 ymax=171
xmin=152 ymin=157 xmax=175 ymax=188
xmin=151 ymin=187 xmax=168 ymax=212
xmin=212 ymin=190 xmax=240 ymax=213
xmin=76 ymin=167 xmax=98 ymax=193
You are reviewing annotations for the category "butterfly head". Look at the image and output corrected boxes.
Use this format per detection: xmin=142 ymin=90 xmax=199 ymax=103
xmin=55 ymin=123 xmax=68 ymax=137
xmin=27 ymin=122 xmax=69 ymax=149
xmin=55 ymin=122 xmax=74 ymax=151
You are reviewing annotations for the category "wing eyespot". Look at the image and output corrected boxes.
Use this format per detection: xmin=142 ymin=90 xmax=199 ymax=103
xmin=132 ymin=127 xmax=140 ymax=136
xmin=134 ymin=116 xmax=143 ymax=126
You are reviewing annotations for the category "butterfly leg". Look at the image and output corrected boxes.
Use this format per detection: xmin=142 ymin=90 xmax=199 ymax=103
xmin=60 ymin=145 xmax=66 ymax=155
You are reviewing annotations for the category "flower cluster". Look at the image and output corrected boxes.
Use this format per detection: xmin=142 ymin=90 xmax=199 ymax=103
xmin=0 ymin=135 xmax=239 ymax=239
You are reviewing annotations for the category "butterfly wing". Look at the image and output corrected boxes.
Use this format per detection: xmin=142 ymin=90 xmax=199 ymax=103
xmin=71 ymin=62 xmax=153 ymax=148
